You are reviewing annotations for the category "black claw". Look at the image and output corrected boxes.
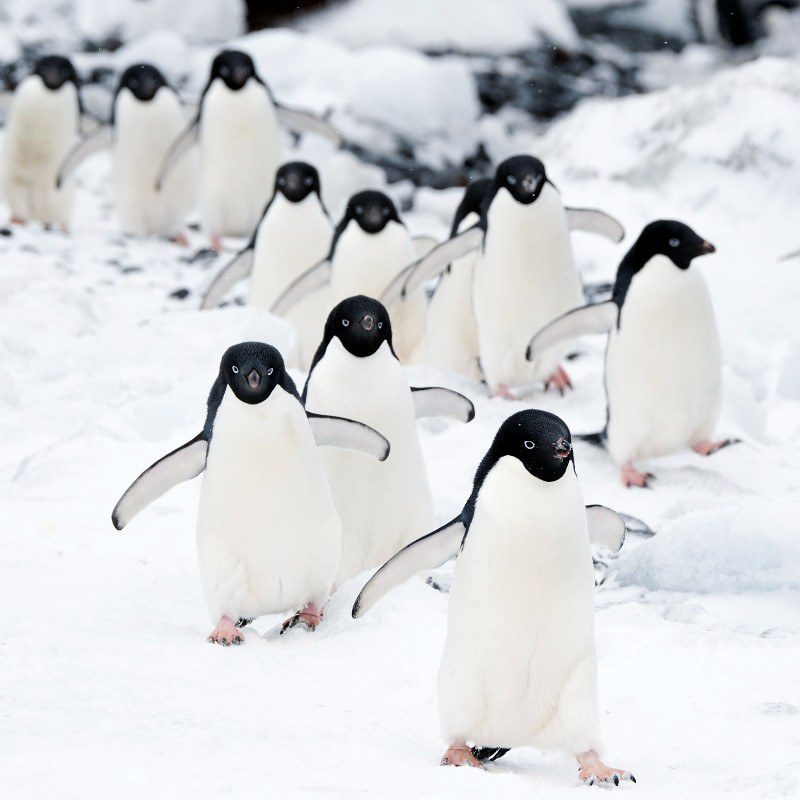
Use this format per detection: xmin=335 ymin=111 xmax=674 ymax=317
xmin=630 ymin=774 xmax=636 ymax=783
xmin=614 ymin=775 xmax=619 ymax=786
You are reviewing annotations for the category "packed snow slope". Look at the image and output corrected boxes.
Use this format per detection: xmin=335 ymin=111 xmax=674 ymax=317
xmin=1 ymin=28 xmax=799 ymax=800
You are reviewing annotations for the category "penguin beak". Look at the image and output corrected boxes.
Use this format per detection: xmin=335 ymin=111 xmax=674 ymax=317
xmin=699 ymin=240 xmax=716 ymax=255
xmin=232 ymin=67 xmax=250 ymax=87
xmin=364 ymin=205 xmax=383 ymax=228
xmin=361 ymin=314 xmax=375 ymax=332
xmin=246 ymin=370 xmax=261 ymax=390
xmin=285 ymin=172 xmax=301 ymax=193
xmin=553 ymin=438 xmax=572 ymax=460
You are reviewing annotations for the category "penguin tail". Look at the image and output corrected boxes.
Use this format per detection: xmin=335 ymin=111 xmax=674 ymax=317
xmin=576 ymin=430 xmax=606 ymax=448
xmin=471 ymin=746 xmax=510 ymax=763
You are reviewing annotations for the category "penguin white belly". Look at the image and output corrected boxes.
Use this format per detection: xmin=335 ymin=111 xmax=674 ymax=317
xmin=199 ymin=81 xmax=281 ymax=238
xmin=303 ymin=340 xmax=434 ymax=588
xmin=329 ymin=222 xmax=427 ymax=363
xmin=113 ymin=90 xmax=197 ymax=236
xmin=425 ymin=213 xmax=482 ymax=380
xmin=196 ymin=387 xmax=340 ymax=622
xmin=249 ymin=194 xmax=333 ymax=368
xmin=438 ymin=457 xmax=600 ymax=753
xmin=473 ymin=186 xmax=583 ymax=391
xmin=606 ymin=257 xmax=722 ymax=464
xmin=0 ymin=77 xmax=77 ymax=227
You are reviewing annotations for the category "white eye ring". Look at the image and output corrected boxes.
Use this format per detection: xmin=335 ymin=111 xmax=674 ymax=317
xmin=524 ymin=440 xmax=535 ymax=449
xmin=232 ymin=366 xmax=239 ymax=374
xmin=303 ymin=176 xmax=313 ymax=186
xmin=377 ymin=322 xmax=383 ymax=329
xmin=669 ymin=238 xmax=680 ymax=247
xmin=342 ymin=319 xmax=349 ymax=327
xmin=267 ymin=367 xmax=274 ymax=376
xmin=355 ymin=206 xmax=364 ymax=215
xmin=507 ymin=175 xmax=517 ymax=185
xmin=277 ymin=176 xmax=286 ymax=186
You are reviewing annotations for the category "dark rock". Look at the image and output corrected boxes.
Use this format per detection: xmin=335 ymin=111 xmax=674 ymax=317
xmin=169 ymin=288 xmax=190 ymax=300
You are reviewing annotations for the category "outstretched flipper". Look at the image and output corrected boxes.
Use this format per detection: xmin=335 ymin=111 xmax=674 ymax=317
xmin=382 ymin=225 xmax=484 ymax=306
xmin=411 ymin=387 xmax=475 ymax=423
xmin=306 ymin=412 xmax=390 ymax=461
xmin=526 ymin=301 xmax=618 ymax=362
xmin=585 ymin=505 xmax=626 ymax=552
xmin=270 ymin=257 xmax=331 ymax=316
xmin=55 ymin=126 xmax=114 ymax=188
xmin=352 ymin=517 xmax=466 ymax=618
xmin=111 ymin=435 xmax=208 ymax=530
xmin=412 ymin=235 xmax=439 ymax=257
xmin=200 ymin=246 xmax=255 ymax=310
xmin=566 ymin=207 xmax=625 ymax=243
xmin=155 ymin=118 xmax=199 ymax=191
xmin=275 ymin=103 xmax=343 ymax=147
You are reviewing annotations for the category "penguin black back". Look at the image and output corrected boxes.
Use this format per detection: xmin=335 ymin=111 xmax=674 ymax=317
xmin=450 ymin=177 xmax=491 ymax=238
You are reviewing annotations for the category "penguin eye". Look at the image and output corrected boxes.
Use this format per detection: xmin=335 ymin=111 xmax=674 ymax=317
xmin=303 ymin=176 xmax=313 ymax=187
xmin=507 ymin=175 xmax=517 ymax=186
xmin=524 ymin=440 xmax=535 ymax=450
xmin=220 ymin=65 xmax=230 ymax=77
xmin=355 ymin=206 xmax=364 ymax=216
xmin=377 ymin=321 xmax=383 ymax=329
xmin=277 ymin=176 xmax=286 ymax=186
xmin=669 ymin=238 xmax=680 ymax=248
xmin=342 ymin=319 xmax=350 ymax=327
xmin=267 ymin=367 xmax=274 ymax=376
xmin=382 ymin=207 xmax=390 ymax=217
xmin=232 ymin=366 xmax=239 ymax=374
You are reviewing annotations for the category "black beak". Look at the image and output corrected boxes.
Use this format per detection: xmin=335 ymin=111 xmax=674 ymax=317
xmin=361 ymin=314 xmax=375 ymax=331
xmin=364 ymin=206 xmax=382 ymax=228
xmin=285 ymin=173 xmax=301 ymax=193
xmin=699 ymin=240 xmax=716 ymax=255
xmin=246 ymin=370 xmax=260 ymax=389
xmin=553 ymin=438 xmax=572 ymax=459
xmin=233 ymin=67 xmax=250 ymax=86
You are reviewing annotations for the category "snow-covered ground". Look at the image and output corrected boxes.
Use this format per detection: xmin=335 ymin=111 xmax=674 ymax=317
xmin=2 ymin=6 xmax=800 ymax=799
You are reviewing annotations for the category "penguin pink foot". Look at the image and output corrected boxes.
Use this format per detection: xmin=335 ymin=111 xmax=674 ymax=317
xmin=207 ymin=615 xmax=244 ymax=646
xmin=621 ymin=462 xmax=654 ymax=488
xmin=577 ymin=749 xmax=635 ymax=786
xmin=10 ymin=215 xmax=25 ymax=225
xmin=440 ymin=743 xmax=485 ymax=769
xmin=281 ymin=602 xmax=323 ymax=634
xmin=692 ymin=438 xmax=739 ymax=456
xmin=171 ymin=231 xmax=190 ymax=247
xmin=493 ymin=384 xmax=518 ymax=400
xmin=544 ymin=365 xmax=573 ymax=395
xmin=209 ymin=234 xmax=224 ymax=253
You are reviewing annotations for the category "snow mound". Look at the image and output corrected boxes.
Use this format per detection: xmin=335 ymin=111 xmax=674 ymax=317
xmin=616 ymin=500 xmax=800 ymax=594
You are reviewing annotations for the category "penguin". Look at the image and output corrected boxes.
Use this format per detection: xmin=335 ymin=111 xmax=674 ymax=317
xmin=200 ymin=161 xmax=334 ymax=369
xmin=111 ymin=342 xmax=390 ymax=644
xmin=424 ymin=178 xmax=489 ymax=381
xmin=271 ymin=190 xmax=431 ymax=364
xmin=526 ymin=220 xmax=738 ymax=488
xmin=302 ymin=295 xmax=475 ymax=589
xmin=383 ymin=155 xmax=626 ymax=396
xmin=155 ymin=49 xmax=341 ymax=251
xmin=353 ymin=410 xmax=633 ymax=784
xmin=56 ymin=63 xmax=197 ymax=242
xmin=0 ymin=56 xmax=84 ymax=230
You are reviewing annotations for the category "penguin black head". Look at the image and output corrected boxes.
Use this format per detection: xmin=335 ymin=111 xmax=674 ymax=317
xmin=118 ymin=63 xmax=167 ymax=103
xmin=494 ymin=155 xmax=548 ymax=205
xmin=344 ymin=191 xmax=401 ymax=234
xmin=210 ymin=50 xmax=259 ymax=91
xmin=34 ymin=56 xmax=79 ymax=92
xmin=219 ymin=342 xmax=285 ymax=404
xmin=275 ymin=162 xmax=321 ymax=203
xmin=490 ymin=410 xmax=573 ymax=482
xmin=325 ymin=295 xmax=393 ymax=358
xmin=636 ymin=220 xmax=716 ymax=270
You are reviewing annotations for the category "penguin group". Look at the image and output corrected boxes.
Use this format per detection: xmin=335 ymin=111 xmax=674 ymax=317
xmin=2 ymin=42 xmax=744 ymax=789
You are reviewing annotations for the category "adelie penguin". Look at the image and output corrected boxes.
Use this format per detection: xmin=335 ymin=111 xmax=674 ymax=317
xmin=353 ymin=410 xmax=634 ymax=785
xmin=271 ymin=190 xmax=433 ymax=364
xmin=155 ymin=49 xmax=342 ymax=251
xmin=200 ymin=161 xmax=334 ymax=369
xmin=383 ymin=155 xmax=625 ymax=396
xmin=0 ymin=56 xmax=89 ymax=231
xmin=56 ymin=64 xmax=197 ymax=243
xmin=526 ymin=220 xmax=738 ymax=488
xmin=303 ymin=295 xmax=475 ymax=590
xmin=111 ymin=342 xmax=390 ymax=645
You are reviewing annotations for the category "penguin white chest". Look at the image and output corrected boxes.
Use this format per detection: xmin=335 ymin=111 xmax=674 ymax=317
xmin=606 ymin=256 xmax=722 ymax=464
xmin=196 ymin=388 xmax=340 ymax=621
xmin=474 ymin=186 xmax=583 ymax=388
xmin=438 ymin=458 xmax=600 ymax=753
xmin=304 ymin=340 xmax=433 ymax=587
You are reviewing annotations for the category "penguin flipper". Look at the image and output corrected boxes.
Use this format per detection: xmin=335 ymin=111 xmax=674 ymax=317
xmin=200 ymin=246 xmax=255 ymax=310
xmin=55 ymin=125 xmax=114 ymax=189
xmin=566 ymin=207 xmax=625 ymax=243
xmin=275 ymin=103 xmax=343 ymax=147
xmin=270 ymin=257 xmax=331 ymax=316
xmin=352 ymin=517 xmax=465 ymax=618
xmin=411 ymin=387 xmax=475 ymax=423
xmin=586 ymin=505 xmax=627 ymax=552
xmin=155 ymin=118 xmax=199 ymax=191
xmin=306 ymin=412 xmax=390 ymax=461
xmin=526 ymin=301 xmax=617 ymax=362
xmin=412 ymin=235 xmax=439 ymax=257
xmin=111 ymin=434 xmax=208 ymax=530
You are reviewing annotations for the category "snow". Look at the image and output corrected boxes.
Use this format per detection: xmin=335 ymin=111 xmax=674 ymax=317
xmin=2 ymin=6 xmax=800 ymax=799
